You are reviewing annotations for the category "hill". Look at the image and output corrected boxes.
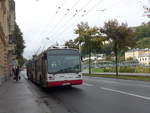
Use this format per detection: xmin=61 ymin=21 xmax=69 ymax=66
xmin=134 ymin=22 xmax=150 ymax=49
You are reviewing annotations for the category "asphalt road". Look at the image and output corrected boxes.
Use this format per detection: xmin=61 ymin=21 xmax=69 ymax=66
xmin=23 ymin=72 xmax=150 ymax=113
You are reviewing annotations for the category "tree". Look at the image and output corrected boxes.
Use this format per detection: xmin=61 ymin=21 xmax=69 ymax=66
xmin=100 ymin=20 xmax=135 ymax=76
xmin=74 ymin=22 xmax=103 ymax=74
xmin=13 ymin=23 xmax=25 ymax=66
xmin=136 ymin=37 xmax=150 ymax=49
xmin=64 ymin=40 xmax=79 ymax=49
xmin=134 ymin=22 xmax=150 ymax=41
xmin=101 ymin=41 xmax=113 ymax=56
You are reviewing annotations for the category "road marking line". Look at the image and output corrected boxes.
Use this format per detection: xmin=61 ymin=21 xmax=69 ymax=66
xmin=83 ymin=83 xmax=94 ymax=86
xmin=101 ymin=87 xmax=150 ymax=101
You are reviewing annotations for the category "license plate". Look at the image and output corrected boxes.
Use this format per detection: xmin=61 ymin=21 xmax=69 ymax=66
xmin=62 ymin=83 xmax=70 ymax=86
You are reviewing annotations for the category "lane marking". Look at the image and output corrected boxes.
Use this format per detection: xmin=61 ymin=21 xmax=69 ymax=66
xmin=101 ymin=87 xmax=150 ymax=101
xmin=83 ymin=83 xmax=94 ymax=87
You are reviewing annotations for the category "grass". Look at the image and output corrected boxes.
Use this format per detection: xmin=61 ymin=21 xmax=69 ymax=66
xmin=91 ymin=68 xmax=104 ymax=73
xmin=83 ymin=73 xmax=150 ymax=81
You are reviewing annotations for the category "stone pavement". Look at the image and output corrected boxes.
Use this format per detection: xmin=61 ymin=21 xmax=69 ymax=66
xmin=0 ymin=72 xmax=52 ymax=113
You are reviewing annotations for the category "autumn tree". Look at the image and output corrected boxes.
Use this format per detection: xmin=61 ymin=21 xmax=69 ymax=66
xmin=75 ymin=22 xmax=104 ymax=74
xmin=100 ymin=20 xmax=135 ymax=76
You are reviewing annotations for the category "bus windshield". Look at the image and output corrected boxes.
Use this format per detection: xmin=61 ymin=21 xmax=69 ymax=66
xmin=47 ymin=55 xmax=81 ymax=74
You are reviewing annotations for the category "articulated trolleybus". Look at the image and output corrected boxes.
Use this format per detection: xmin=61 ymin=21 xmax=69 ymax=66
xmin=27 ymin=47 xmax=83 ymax=88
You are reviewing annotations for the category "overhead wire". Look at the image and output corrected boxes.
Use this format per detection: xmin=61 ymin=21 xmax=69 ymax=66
xmin=44 ymin=0 xmax=81 ymax=37
xmin=56 ymin=0 xmax=122 ymax=42
xmin=34 ymin=0 xmax=68 ymax=54
xmin=36 ymin=0 xmax=82 ymax=52
xmin=48 ymin=0 xmax=94 ymax=39
xmin=71 ymin=0 xmax=94 ymax=17
xmin=48 ymin=0 xmax=81 ymax=36
xmin=33 ymin=0 xmax=126 ymax=55
xmin=69 ymin=0 xmax=118 ymax=30
xmin=39 ymin=0 xmax=68 ymax=37
xmin=32 ymin=0 xmax=91 ymax=56
xmin=81 ymin=0 xmax=105 ymax=17
xmin=35 ymin=0 xmax=66 ymax=39
xmin=54 ymin=0 xmax=105 ymax=40
xmin=38 ymin=0 xmax=121 ymax=51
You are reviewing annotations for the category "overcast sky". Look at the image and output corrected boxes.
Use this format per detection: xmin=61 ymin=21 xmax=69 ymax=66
xmin=14 ymin=0 xmax=149 ymax=59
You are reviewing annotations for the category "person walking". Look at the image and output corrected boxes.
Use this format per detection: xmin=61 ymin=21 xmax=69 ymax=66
xmin=15 ymin=66 xmax=20 ymax=82
xmin=12 ymin=66 xmax=16 ymax=77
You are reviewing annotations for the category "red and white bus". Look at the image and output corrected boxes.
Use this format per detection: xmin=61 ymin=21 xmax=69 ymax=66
xmin=27 ymin=47 xmax=83 ymax=88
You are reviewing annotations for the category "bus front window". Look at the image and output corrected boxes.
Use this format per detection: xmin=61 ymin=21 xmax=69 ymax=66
xmin=48 ymin=55 xmax=81 ymax=73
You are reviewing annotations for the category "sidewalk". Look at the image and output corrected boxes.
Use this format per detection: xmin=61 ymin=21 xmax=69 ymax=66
xmin=0 ymin=72 xmax=51 ymax=113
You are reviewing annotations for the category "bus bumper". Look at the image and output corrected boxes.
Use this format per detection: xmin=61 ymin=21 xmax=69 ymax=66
xmin=47 ymin=80 xmax=83 ymax=87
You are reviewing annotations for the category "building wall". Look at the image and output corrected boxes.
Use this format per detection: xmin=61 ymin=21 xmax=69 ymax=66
xmin=125 ymin=51 xmax=138 ymax=60
xmin=125 ymin=49 xmax=150 ymax=60
xmin=0 ymin=0 xmax=16 ymax=85
xmin=0 ymin=1 xmax=7 ymax=83
xmin=0 ymin=39 xmax=5 ymax=76
xmin=125 ymin=49 xmax=150 ymax=66
xmin=138 ymin=56 xmax=150 ymax=66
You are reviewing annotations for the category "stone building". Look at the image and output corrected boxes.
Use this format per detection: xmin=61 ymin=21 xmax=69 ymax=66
xmin=125 ymin=48 xmax=150 ymax=60
xmin=0 ymin=0 xmax=16 ymax=85
xmin=138 ymin=53 xmax=150 ymax=66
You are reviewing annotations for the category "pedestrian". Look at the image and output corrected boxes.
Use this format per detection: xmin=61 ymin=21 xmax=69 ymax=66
xmin=12 ymin=66 xmax=16 ymax=77
xmin=10 ymin=67 xmax=13 ymax=77
xmin=15 ymin=66 xmax=20 ymax=81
